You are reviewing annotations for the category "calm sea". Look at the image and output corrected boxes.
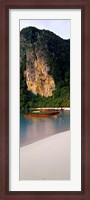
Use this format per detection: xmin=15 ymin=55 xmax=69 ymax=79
xmin=20 ymin=110 xmax=70 ymax=147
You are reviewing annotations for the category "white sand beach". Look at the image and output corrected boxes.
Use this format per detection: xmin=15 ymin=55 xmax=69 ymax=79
xmin=20 ymin=130 xmax=70 ymax=180
xmin=31 ymin=107 xmax=70 ymax=110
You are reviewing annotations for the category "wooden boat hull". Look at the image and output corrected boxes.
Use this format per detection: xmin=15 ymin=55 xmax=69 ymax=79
xmin=24 ymin=111 xmax=59 ymax=118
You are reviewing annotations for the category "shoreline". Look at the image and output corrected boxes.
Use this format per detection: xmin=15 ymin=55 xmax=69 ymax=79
xmin=30 ymin=107 xmax=70 ymax=110
xmin=20 ymin=130 xmax=70 ymax=180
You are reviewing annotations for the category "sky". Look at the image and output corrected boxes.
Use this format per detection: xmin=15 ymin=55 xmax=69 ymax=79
xmin=20 ymin=19 xmax=70 ymax=39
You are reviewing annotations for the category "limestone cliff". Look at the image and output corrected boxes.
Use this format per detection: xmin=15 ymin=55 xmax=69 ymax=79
xmin=25 ymin=45 xmax=55 ymax=97
xmin=20 ymin=26 xmax=70 ymax=110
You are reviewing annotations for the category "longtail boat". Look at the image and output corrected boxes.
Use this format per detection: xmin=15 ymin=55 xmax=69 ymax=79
xmin=24 ymin=111 xmax=60 ymax=118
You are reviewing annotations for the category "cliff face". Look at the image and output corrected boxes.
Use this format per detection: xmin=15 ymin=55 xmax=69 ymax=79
xmin=25 ymin=45 xmax=55 ymax=97
xmin=20 ymin=27 xmax=56 ymax=97
xmin=20 ymin=26 xmax=70 ymax=110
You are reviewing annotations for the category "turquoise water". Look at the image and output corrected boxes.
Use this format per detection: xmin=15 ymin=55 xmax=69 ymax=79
xmin=20 ymin=110 xmax=70 ymax=147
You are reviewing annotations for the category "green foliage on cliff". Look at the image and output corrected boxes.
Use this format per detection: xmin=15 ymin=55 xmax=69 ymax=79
xmin=20 ymin=26 xmax=70 ymax=112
